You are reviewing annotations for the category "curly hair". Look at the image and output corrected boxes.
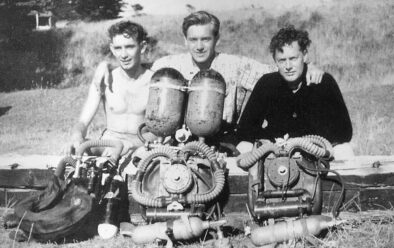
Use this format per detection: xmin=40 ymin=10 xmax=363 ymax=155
xmin=108 ymin=20 xmax=147 ymax=43
xmin=182 ymin=11 xmax=220 ymax=38
xmin=269 ymin=25 xmax=311 ymax=57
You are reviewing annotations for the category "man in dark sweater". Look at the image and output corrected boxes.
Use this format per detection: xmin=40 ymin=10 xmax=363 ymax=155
xmin=236 ymin=26 xmax=353 ymax=158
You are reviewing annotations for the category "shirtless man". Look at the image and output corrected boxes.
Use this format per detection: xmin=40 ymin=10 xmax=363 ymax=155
xmin=63 ymin=20 xmax=154 ymax=156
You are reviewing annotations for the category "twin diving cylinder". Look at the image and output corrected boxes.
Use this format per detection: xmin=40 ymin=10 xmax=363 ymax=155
xmin=145 ymin=69 xmax=226 ymax=138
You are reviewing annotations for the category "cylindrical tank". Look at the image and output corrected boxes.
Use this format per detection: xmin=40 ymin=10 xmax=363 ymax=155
xmin=250 ymin=215 xmax=336 ymax=246
xmin=130 ymin=217 xmax=226 ymax=244
xmin=145 ymin=68 xmax=187 ymax=137
xmin=185 ymin=70 xmax=226 ymax=137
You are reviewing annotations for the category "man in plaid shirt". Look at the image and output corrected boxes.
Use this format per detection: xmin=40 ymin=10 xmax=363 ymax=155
xmin=151 ymin=11 xmax=323 ymax=153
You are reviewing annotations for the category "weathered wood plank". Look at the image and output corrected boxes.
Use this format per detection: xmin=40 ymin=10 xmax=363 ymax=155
xmin=0 ymin=188 xmax=37 ymax=207
xmin=2 ymin=154 xmax=394 ymax=213
xmin=0 ymin=154 xmax=61 ymax=170
xmin=1 ymin=188 xmax=389 ymax=215
xmin=0 ymin=169 xmax=53 ymax=188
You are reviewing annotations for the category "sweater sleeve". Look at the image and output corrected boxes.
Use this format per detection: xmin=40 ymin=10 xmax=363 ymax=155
xmin=320 ymin=74 xmax=353 ymax=144
xmin=236 ymin=77 xmax=270 ymax=142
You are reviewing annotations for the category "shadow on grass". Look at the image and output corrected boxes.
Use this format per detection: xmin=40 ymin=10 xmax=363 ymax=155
xmin=0 ymin=106 xmax=11 ymax=117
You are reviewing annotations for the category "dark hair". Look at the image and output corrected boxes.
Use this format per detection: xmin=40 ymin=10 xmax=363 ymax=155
xmin=269 ymin=25 xmax=311 ymax=57
xmin=108 ymin=20 xmax=147 ymax=43
xmin=191 ymin=69 xmax=225 ymax=85
xmin=182 ymin=11 xmax=220 ymax=37
xmin=151 ymin=67 xmax=186 ymax=83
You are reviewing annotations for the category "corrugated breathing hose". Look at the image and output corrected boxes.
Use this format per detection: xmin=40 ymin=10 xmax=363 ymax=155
xmin=130 ymin=146 xmax=177 ymax=207
xmin=286 ymin=137 xmax=332 ymax=160
xmin=181 ymin=141 xmax=226 ymax=204
xmin=236 ymin=142 xmax=279 ymax=170
xmin=299 ymin=135 xmax=334 ymax=160
xmin=131 ymin=141 xmax=225 ymax=206
xmin=76 ymin=139 xmax=124 ymax=165
xmin=55 ymin=156 xmax=77 ymax=178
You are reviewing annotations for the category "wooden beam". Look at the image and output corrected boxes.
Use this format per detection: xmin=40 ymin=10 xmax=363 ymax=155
xmin=0 ymin=169 xmax=53 ymax=189
xmin=1 ymin=154 xmax=394 ymax=213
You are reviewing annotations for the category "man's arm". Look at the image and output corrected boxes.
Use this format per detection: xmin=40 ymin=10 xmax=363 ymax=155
xmin=319 ymin=74 xmax=352 ymax=144
xmin=62 ymin=62 xmax=109 ymax=155
xmin=71 ymin=83 xmax=102 ymax=141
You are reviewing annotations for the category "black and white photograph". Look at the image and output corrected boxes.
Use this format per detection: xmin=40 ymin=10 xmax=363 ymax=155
xmin=0 ymin=0 xmax=394 ymax=247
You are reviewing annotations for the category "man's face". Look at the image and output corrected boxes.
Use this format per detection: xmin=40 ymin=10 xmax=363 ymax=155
xmin=184 ymin=24 xmax=219 ymax=67
xmin=274 ymin=41 xmax=307 ymax=83
xmin=110 ymin=34 xmax=146 ymax=71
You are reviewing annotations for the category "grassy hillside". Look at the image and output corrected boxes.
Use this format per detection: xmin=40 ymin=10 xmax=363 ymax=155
xmin=1 ymin=83 xmax=393 ymax=155
xmin=0 ymin=0 xmax=394 ymax=155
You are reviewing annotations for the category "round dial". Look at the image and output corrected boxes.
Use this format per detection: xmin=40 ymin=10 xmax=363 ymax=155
xmin=163 ymin=164 xmax=193 ymax=194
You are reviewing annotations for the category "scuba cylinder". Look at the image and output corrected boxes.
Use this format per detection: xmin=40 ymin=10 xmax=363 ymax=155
xmin=185 ymin=70 xmax=226 ymax=137
xmin=250 ymin=215 xmax=340 ymax=246
xmin=145 ymin=68 xmax=187 ymax=137
xmin=129 ymin=217 xmax=226 ymax=245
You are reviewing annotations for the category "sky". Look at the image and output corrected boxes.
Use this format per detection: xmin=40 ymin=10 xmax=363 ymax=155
xmin=122 ymin=0 xmax=330 ymax=16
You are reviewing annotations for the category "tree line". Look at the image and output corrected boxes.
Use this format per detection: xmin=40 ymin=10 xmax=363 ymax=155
xmin=0 ymin=0 xmax=125 ymax=91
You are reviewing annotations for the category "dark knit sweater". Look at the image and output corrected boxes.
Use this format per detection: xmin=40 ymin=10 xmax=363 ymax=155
xmin=237 ymin=67 xmax=352 ymax=145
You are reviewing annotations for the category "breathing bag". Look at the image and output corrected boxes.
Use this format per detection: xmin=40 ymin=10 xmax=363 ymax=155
xmin=10 ymin=174 xmax=94 ymax=242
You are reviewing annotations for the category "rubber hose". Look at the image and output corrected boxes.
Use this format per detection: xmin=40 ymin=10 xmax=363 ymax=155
xmin=131 ymin=142 xmax=226 ymax=206
xmin=130 ymin=146 xmax=177 ymax=208
xmin=137 ymin=146 xmax=177 ymax=173
xmin=185 ymin=169 xmax=225 ymax=204
xmin=181 ymin=141 xmax=218 ymax=168
xmin=55 ymin=156 xmax=77 ymax=178
xmin=137 ymin=123 xmax=147 ymax=144
xmin=296 ymin=161 xmax=344 ymax=218
xmin=76 ymin=139 xmax=124 ymax=165
xmin=302 ymin=135 xmax=333 ymax=160
xmin=236 ymin=142 xmax=279 ymax=170
xmin=286 ymin=138 xmax=331 ymax=159
xmin=181 ymin=141 xmax=225 ymax=204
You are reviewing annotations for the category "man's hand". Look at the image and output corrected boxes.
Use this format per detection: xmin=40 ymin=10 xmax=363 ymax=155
xmin=61 ymin=139 xmax=83 ymax=156
xmin=61 ymin=123 xmax=86 ymax=156
xmin=306 ymin=63 xmax=324 ymax=85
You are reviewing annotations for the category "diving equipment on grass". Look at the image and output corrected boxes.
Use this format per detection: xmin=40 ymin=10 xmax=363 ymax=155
xmin=127 ymin=68 xmax=228 ymax=247
xmin=237 ymin=135 xmax=345 ymax=246
xmin=6 ymin=139 xmax=126 ymax=242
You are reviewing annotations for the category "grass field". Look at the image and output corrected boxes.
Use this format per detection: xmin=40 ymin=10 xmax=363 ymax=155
xmin=2 ymin=207 xmax=394 ymax=248
xmin=1 ymin=0 xmax=394 ymax=155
